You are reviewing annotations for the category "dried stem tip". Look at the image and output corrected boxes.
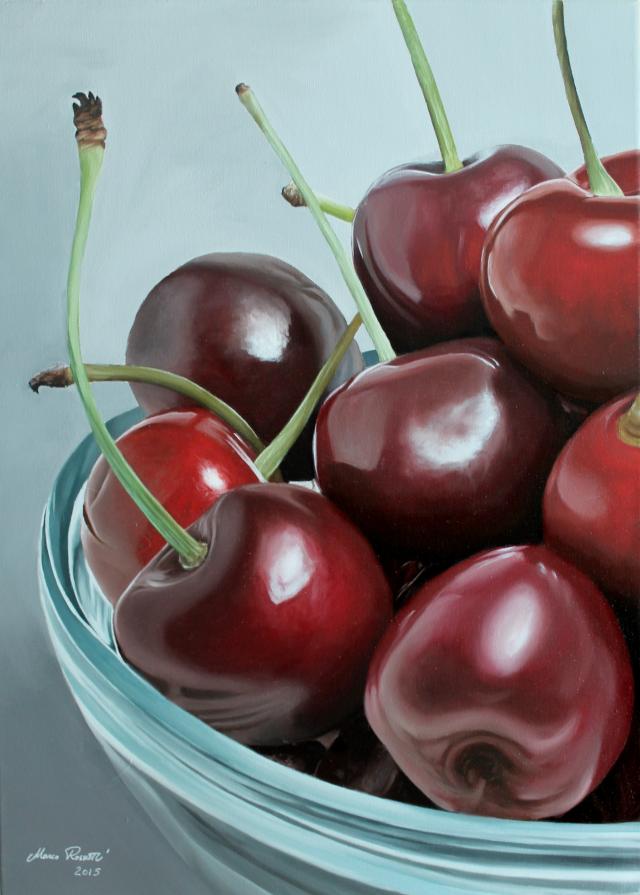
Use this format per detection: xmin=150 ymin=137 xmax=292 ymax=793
xmin=282 ymin=181 xmax=306 ymax=208
xmin=29 ymin=365 xmax=73 ymax=393
xmin=73 ymin=92 xmax=107 ymax=150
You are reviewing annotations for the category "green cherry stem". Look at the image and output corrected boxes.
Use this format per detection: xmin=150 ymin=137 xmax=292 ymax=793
xmin=236 ymin=83 xmax=396 ymax=363
xmin=29 ymin=362 xmax=265 ymax=453
xmin=552 ymin=0 xmax=623 ymax=197
xmin=66 ymin=93 xmax=207 ymax=569
xmin=281 ymin=181 xmax=356 ymax=223
xmin=391 ymin=0 xmax=462 ymax=173
xmin=255 ymin=314 xmax=362 ymax=480
xmin=618 ymin=393 xmax=640 ymax=447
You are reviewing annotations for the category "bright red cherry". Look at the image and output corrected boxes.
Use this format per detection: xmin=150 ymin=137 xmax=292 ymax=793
xmin=571 ymin=149 xmax=640 ymax=196
xmin=480 ymin=178 xmax=639 ymax=402
xmin=543 ymin=392 xmax=640 ymax=606
xmin=365 ymin=545 xmax=634 ymax=820
xmin=82 ymin=407 xmax=259 ymax=604
xmin=125 ymin=253 xmax=363 ymax=480
xmin=353 ymin=146 xmax=563 ymax=352
xmin=314 ymin=338 xmax=565 ymax=560
xmin=480 ymin=5 xmax=640 ymax=403
xmin=114 ymin=483 xmax=393 ymax=745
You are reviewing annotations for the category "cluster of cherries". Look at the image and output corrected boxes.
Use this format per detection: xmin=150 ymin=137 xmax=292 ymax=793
xmin=36 ymin=0 xmax=638 ymax=823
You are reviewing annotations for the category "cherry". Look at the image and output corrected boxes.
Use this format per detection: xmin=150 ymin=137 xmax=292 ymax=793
xmin=480 ymin=177 xmax=638 ymax=402
xmin=125 ymin=252 xmax=363 ymax=480
xmin=559 ymin=704 xmax=640 ymax=823
xmin=314 ymin=338 xmax=565 ymax=559
xmin=480 ymin=3 xmax=639 ymax=403
xmin=571 ymin=148 xmax=640 ymax=196
xmin=62 ymin=94 xmax=391 ymax=747
xmin=353 ymin=146 xmax=562 ymax=353
xmin=543 ymin=393 xmax=639 ymax=607
xmin=315 ymin=0 xmax=561 ymax=353
xmin=281 ymin=1 xmax=562 ymax=355
xmin=81 ymin=407 xmax=260 ymax=604
xmin=114 ymin=484 xmax=392 ymax=745
xmin=365 ymin=545 xmax=634 ymax=820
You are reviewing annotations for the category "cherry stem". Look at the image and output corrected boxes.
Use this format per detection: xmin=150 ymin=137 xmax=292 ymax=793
xmin=255 ymin=314 xmax=362 ymax=479
xmin=281 ymin=181 xmax=355 ymax=223
xmin=66 ymin=93 xmax=207 ymax=570
xmin=552 ymin=1 xmax=623 ymax=198
xmin=236 ymin=83 xmax=396 ymax=363
xmin=618 ymin=393 xmax=640 ymax=447
xmin=391 ymin=0 xmax=462 ymax=173
xmin=29 ymin=362 xmax=266 ymax=453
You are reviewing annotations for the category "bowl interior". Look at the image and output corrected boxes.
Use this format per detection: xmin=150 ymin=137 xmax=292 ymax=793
xmin=38 ymin=404 xmax=640 ymax=895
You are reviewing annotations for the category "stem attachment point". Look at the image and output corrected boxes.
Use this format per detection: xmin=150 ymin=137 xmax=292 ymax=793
xmin=391 ymin=0 xmax=462 ymax=172
xmin=618 ymin=394 xmax=640 ymax=447
xmin=552 ymin=1 xmax=623 ymax=198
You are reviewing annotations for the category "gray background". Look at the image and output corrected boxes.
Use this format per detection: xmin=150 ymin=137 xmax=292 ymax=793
xmin=1 ymin=0 xmax=637 ymax=892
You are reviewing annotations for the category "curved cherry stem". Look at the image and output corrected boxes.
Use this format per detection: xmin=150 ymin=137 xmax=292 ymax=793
xmin=281 ymin=181 xmax=355 ymax=222
xmin=256 ymin=314 xmax=362 ymax=479
xmin=618 ymin=393 xmax=640 ymax=447
xmin=29 ymin=362 xmax=265 ymax=454
xmin=552 ymin=1 xmax=623 ymax=198
xmin=236 ymin=83 xmax=396 ymax=363
xmin=66 ymin=93 xmax=207 ymax=569
xmin=391 ymin=0 xmax=462 ymax=173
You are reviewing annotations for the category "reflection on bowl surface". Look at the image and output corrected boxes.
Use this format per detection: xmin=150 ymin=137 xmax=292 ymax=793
xmin=39 ymin=408 xmax=640 ymax=895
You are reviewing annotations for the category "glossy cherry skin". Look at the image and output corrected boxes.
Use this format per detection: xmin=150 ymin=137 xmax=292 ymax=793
xmin=365 ymin=545 xmax=634 ymax=820
xmin=125 ymin=253 xmax=363 ymax=480
xmin=353 ymin=146 xmax=563 ymax=352
xmin=543 ymin=392 xmax=639 ymax=606
xmin=480 ymin=178 xmax=639 ymax=402
xmin=314 ymin=338 xmax=565 ymax=559
xmin=560 ymin=704 xmax=640 ymax=823
xmin=114 ymin=483 xmax=393 ymax=746
xmin=82 ymin=407 xmax=259 ymax=604
xmin=571 ymin=149 xmax=640 ymax=196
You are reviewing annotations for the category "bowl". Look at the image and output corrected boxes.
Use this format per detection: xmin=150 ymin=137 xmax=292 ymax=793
xmin=39 ymin=407 xmax=640 ymax=895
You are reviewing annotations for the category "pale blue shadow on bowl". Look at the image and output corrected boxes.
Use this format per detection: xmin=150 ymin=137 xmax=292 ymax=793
xmin=38 ymin=401 xmax=640 ymax=895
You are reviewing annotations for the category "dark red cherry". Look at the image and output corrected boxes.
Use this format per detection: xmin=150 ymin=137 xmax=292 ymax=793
xmin=543 ymin=392 xmax=639 ymax=606
xmin=314 ymin=338 xmax=565 ymax=560
xmin=559 ymin=704 xmax=640 ymax=824
xmin=365 ymin=545 xmax=634 ymax=820
xmin=353 ymin=147 xmax=563 ymax=352
xmin=114 ymin=483 xmax=393 ymax=745
xmin=125 ymin=253 xmax=363 ymax=480
xmin=82 ymin=407 xmax=259 ymax=604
